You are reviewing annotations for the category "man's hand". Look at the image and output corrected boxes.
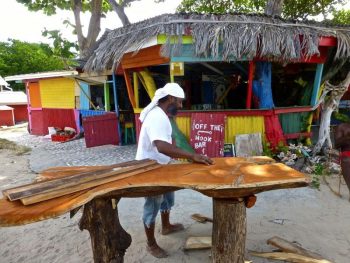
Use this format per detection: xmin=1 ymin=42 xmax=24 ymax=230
xmin=192 ymin=154 xmax=214 ymax=165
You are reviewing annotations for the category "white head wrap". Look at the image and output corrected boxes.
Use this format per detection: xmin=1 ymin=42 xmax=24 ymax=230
xmin=139 ymin=83 xmax=185 ymax=122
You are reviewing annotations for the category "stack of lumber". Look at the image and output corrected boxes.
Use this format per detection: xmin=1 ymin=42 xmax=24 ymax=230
xmin=2 ymin=159 xmax=160 ymax=205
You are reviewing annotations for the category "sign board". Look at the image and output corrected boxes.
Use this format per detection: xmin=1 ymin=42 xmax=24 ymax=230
xmin=223 ymin=143 xmax=235 ymax=157
xmin=235 ymin=133 xmax=263 ymax=157
xmin=190 ymin=113 xmax=226 ymax=157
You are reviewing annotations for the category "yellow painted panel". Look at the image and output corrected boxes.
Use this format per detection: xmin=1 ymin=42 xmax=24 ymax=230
xmin=40 ymin=78 xmax=75 ymax=108
xmin=225 ymin=116 xmax=265 ymax=144
xmin=157 ymin=34 xmax=193 ymax=44
xmin=175 ymin=116 xmax=191 ymax=139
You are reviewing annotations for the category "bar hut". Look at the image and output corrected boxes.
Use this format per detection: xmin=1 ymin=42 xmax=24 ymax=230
xmin=84 ymin=13 xmax=350 ymax=156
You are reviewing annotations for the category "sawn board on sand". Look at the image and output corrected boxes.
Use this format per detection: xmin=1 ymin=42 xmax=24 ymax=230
xmin=0 ymin=157 xmax=310 ymax=226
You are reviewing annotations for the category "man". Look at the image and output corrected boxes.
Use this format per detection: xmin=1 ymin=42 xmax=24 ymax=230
xmin=136 ymin=83 xmax=213 ymax=258
xmin=334 ymin=122 xmax=350 ymax=192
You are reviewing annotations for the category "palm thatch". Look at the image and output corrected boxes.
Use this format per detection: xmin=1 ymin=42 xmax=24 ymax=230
xmin=84 ymin=13 xmax=350 ymax=72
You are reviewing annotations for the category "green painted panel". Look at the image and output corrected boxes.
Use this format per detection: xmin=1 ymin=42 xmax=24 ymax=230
xmin=279 ymin=112 xmax=310 ymax=134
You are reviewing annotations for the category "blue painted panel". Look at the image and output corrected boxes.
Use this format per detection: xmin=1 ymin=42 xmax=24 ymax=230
xmin=79 ymin=82 xmax=90 ymax=110
xmin=311 ymin=64 xmax=324 ymax=106
xmin=170 ymin=44 xmax=248 ymax=62
xmin=252 ymin=62 xmax=274 ymax=109
xmin=78 ymin=109 xmax=106 ymax=131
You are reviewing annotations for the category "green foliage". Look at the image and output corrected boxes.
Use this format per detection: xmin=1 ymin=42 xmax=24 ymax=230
xmin=0 ymin=138 xmax=31 ymax=155
xmin=262 ymin=142 xmax=274 ymax=158
xmin=42 ymin=29 xmax=78 ymax=67
xmin=16 ymin=0 xmax=112 ymax=15
xmin=311 ymin=163 xmax=325 ymax=189
xmin=0 ymin=39 xmax=66 ymax=90
xmin=177 ymin=0 xmax=347 ymax=20
xmin=283 ymin=0 xmax=346 ymax=20
xmin=332 ymin=9 xmax=350 ymax=25
xmin=333 ymin=112 xmax=350 ymax=123
xmin=177 ymin=0 xmax=265 ymax=14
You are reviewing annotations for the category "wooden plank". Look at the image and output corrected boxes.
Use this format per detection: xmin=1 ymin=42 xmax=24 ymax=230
xmin=267 ymin=236 xmax=324 ymax=260
xmin=3 ymin=159 xmax=155 ymax=201
xmin=184 ymin=236 xmax=211 ymax=250
xmin=191 ymin=213 xmax=213 ymax=223
xmin=20 ymin=164 xmax=161 ymax=205
xmin=250 ymin=251 xmax=332 ymax=263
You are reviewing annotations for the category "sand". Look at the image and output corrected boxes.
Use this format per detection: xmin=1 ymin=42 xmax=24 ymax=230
xmin=0 ymin=126 xmax=350 ymax=263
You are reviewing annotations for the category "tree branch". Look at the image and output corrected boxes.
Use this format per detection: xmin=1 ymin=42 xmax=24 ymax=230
xmin=72 ymin=0 xmax=87 ymax=56
xmin=108 ymin=0 xmax=131 ymax=26
xmin=85 ymin=0 xmax=103 ymax=55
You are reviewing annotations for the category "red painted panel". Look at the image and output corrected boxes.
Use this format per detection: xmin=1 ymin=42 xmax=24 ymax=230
xmin=11 ymin=105 xmax=28 ymax=122
xmin=0 ymin=109 xmax=15 ymax=126
xmin=190 ymin=113 xmax=226 ymax=157
xmin=274 ymin=107 xmax=312 ymax=114
xmin=319 ymin=36 xmax=337 ymax=47
xmin=284 ymin=132 xmax=312 ymax=140
xmin=30 ymin=110 xmax=46 ymax=135
xmin=83 ymin=113 xmax=119 ymax=148
xmin=43 ymin=108 xmax=77 ymax=132
xmin=264 ymin=114 xmax=286 ymax=149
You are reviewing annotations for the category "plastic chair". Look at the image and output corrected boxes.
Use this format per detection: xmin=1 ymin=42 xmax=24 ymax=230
xmin=124 ymin=122 xmax=135 ymax=144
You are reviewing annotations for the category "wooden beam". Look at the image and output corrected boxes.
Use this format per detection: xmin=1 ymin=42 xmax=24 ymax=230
xmin=246 ymin=61 xmax=254 ymax=109
xmin=133 ymin=72 xmax=139 ymax=108
xmin=104 ymin=82 xmax=110 ymax=111
xmin=250 ymin=251 xmax=332 ymax=263
xmin=122 ymin=69 xmax=136 ymax=108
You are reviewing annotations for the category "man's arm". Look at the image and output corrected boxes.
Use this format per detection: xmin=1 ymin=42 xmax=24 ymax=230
xmin=154 ymin=140 xmax=213 ymax=165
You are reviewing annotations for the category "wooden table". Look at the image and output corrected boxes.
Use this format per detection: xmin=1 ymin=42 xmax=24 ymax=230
xmin=0 ymin=157 xmax=309 ymax=263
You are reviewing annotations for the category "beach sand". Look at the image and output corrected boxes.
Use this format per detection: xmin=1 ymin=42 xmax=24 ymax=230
xmin=0 ymin=126 xmax=349 ymax=263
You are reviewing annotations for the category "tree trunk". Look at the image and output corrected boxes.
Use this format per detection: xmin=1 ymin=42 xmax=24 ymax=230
xmin=79 ymin=198 xmax=131 ymax=263
xmin=212 ymin=198 xmax=246 ymax=263
xmin=264 ymin=0 xmax=284 ymax=16
xmin=313 ymin=71 xmax=350 ymax=155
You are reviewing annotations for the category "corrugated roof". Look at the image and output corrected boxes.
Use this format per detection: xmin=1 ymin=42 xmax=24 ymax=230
xmin=0 ymin=91 xmax=27 ymax=105
xmin=4 ymin=70 xmax=79 ymax=82
xmin=0 ymin=105 xmax=14 ymax=110
xmin=0 ymin=76 xmax=9 ymax=86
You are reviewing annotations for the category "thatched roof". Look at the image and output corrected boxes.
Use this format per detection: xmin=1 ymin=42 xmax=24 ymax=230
xmin=84 ymin=13 xmax=350 ymax=72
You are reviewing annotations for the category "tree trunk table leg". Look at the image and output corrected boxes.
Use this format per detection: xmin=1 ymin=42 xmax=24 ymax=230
xmin=212 ymin=198 xmax=246 ymax=263
xmin=79 ymin=198 xmax=132 ymax=263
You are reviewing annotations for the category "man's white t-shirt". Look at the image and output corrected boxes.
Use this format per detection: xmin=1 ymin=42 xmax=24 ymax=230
xmin=135 ymin=106 xmax=172 ymax=164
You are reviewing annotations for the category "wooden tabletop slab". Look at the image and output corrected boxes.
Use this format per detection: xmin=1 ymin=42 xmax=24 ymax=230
xmin=0 ymin=157 xmax=309 ymax=226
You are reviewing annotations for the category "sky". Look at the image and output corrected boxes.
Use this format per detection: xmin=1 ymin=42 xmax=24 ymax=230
xmin=0 ymin=0 xmax=349 ymax=45
xmin=0 ymin=0 xmax=182 ymax=44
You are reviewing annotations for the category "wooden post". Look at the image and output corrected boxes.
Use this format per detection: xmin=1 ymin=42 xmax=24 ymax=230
xmin=79 ymin=198 xmax=131 ymax=263
xmin=212 ymin=198 xmax=246 ymax=263
xmin=246 ymin=61 xmax=254 ymax=109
